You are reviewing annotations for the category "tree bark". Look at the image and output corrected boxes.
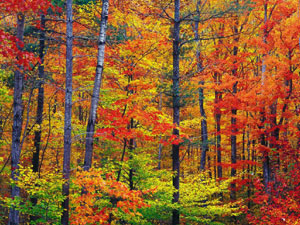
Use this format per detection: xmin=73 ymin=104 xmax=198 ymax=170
xmin=61 ymin=0 xmax=73 ymax=223
xmin=9 ymin=12 xmax=25 ymax=225
xmin=215 ymin=78 xmax=222 ymax=179
xmin=158 ymin=89 xmax=163 ymax=170
xmin=30 ymin=14 xmax=46 ymax=223
xmin=194 ymin=1 xmax=209 ymax=172
xmin=32 ymin=14 xmax=45 ymax=174
xmin=261 ymin=2 xmax=271 ymax=193
xmin=230 ymin=0 xmax=239 ymax=201
xmin=84 ymin=0 xmax=109 ymax=171
xmin=230 ymin=67 xmax=238 ymax=200
xmin=214 ymin=26 xmax=224 ymax=179
xmin=172 ymin=0 xmax=180 ymax=224
xmin=129 ymin=123 xmax=135 ymax=190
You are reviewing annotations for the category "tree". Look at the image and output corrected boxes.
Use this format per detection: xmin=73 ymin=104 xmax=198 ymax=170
xmin=61 ymin=0 xmax=73 ymax=223
xmin=84 ymin=0 xmax=109 ymax=171
xmin=194 ymin=0 xmax=209 ymax=172
xmin=1 ymin=0 xmax=300 ymax=224
xmin=230 ymin=0 xmax=239 ymax=201
xmin=9 ymin=12 xmax=25 ymax=225
xmin=31 ymin=14 xmax=46 ymax=223
xmin=172 ymin=0 xmax=181 ymax=224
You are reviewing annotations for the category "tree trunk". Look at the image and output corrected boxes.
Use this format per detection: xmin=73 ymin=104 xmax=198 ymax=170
xmin=158 ymin=139 xmax=163 ymax=169
xmin=230 ymin=87 xmax=237 ymax=200
xmin=215 ymin=82 xmax=222 ymax=178
xmin=158 ymin=89 xmax=163 ymax=170
xmin=172 ymin=0 xmax=180 ymax=224
xmin=128 ymin=116 xmax=135 ymax=190
xmin=31 ymin=14 xmax=46 ymax=223
xmin=194 ymin=1 xmax=209 ymax=172
xmin=247 ymin=128 xmax=251 ymax=208
xmin=61 ymin=0 xmax=73 ymax=223
xmin=230 ymin=0 xmax=239 ymax=201
xmin=84 ymin=0 xmax=109 ymax=171
xmin=262 ymin=2 xmax=271 ymax=193
xmin=214 ymin=27 xmax=224 ymax=179
xmin=32 ymin=14 xmax=45 ymax=174
xmin=9 ymin=12 xmax=25 ymax=225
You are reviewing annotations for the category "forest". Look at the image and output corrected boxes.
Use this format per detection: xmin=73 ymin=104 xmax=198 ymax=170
xmin=1 ymin=0 xmax=300 ymax=224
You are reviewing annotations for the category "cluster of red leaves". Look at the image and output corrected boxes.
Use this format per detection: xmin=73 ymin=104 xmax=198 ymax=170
xmin=71 ymin=169 xmax=153 ymax=225
xmin=0 ymin=0 xmax=55 ymax=72
xmin=218 ymin=160 xmax=259 ymax=170
xmin=246 ymin=163 xmax=300 ymax=225
xmin=0 ymin=30 xmax=38 ymax=71
xmin=0 ymin=0 xmax=53 ymax=14
xmin=159 ymin=133 xmax=189 ymax=146
xmin=96 ymin=106 xmax=179 ymax=144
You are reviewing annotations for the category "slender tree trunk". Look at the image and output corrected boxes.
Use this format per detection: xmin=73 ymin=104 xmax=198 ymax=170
xmin=32 ymin=14 xmax=46 ymax=174
xmin=78 ymin=93 xmax=84 ymax=122
xmin=117 ymin=139 xmax=127 ymax=181
xmin=215 ymin=82 xmax=222 ymax=179
xmin=242 ymin=129 xmax=245 ymax=180
xmin=84 ymin=0 xmax=109 ymax=171
xmin=129 ymin=125 xmax=135 ymax=190
xmin=207 ymin=154 xmax=212 ymax=178
xmin=230 ymin=80 xmax=238 ymax=200
xmin=158 ymin=139 xmax=163 ymax=169
xmin=269 ymin=100 xmax=278 ymax=166
xmin=158 ymin=87 xmax=163 ymax=169
xmin=262 ymin=2 xmax=271 ymax=192
xmin=252 ymin=140 xmax=257 ymax=175
xmin=247 ymin=128 xmax=251 ymax=208
xmin=230 ymin=0 xmax=239 ymax=200
xmin=172 ymin=0 xmax=180 ymax=224
xmin=272 ymin=63 xmax=293 ymax=173
xmin=30 ymin=14 xmax=46 ymax=223
xmin=194 ymin=2 xmax=209 ymax=172
xmin=9 ymin=12 xmax=25 ymax=225
xmin=61 ymin=0 xmax=73 ymax=223
xmin=214 ymin=26 xmax=224 ymax=179
xmin=270 ymin=52 xmax=293 ymax=173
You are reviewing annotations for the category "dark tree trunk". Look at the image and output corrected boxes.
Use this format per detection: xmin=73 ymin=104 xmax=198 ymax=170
xmin=158 ymin=140 xmax=162 ymax=170
xmin=158 ymin=90 xmax=163 ymax=170
xmin=78 ymin=93 xmax=84 ymax=122
xmin=172 ymin=0 xmax=180 ymax=224
xmin=230 ymin=5 xmax=239 ymax=200
xmin=269 ymin=101 xmax=278 ymax=167
xmin=128 ymin=117 xmax=135 ymax=190
xmin=262 ymin=128 xmax=270 ymax=191
xmin=194 ymin=1 xmax=209 ymax=172
xmin=129 ymin=138 xmax=134 ymax=190
xmin=9 ymin=12 xmax=25 ymax=225
xmin=242 ymin=129 xmax=245 ymax=179
xmin=247 ymin=128 xmax=251 ymax=208
xmin=262 ymin=2 xmax=271 ymax=193
xmin=215 ymin=85 xmax=222 ymax=178
xmin=214 ymin=27 xmax=224 ymax=179
xmin=84 ymin=0 xmax=109 ymax=171
xmin=61 ymin=0 xmax=73 ymax=223
xmin=32 ymin=14 xmax=46 ymax=174
xmin=230 ymin=82 xmax=238 ymax=201
xmin=31 ymin=14 xmax=46 ymax=223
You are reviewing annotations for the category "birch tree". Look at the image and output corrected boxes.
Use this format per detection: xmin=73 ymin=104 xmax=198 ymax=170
xmin=83 ymin=0 xmax=109 ymax=171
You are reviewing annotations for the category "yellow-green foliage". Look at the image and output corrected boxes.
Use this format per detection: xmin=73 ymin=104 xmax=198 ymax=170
xmin=1 ymin=166 xmax=65 ymax=224
xmin=0 ymin=69 xmax=13 ymax=120
xmin=181 ymin=173 xmax=240 ymax=224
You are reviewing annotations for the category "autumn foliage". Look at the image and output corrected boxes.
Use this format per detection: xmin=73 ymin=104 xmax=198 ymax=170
xmin=1 ymin=0 xmax=300 ymax=224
